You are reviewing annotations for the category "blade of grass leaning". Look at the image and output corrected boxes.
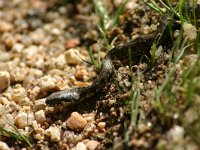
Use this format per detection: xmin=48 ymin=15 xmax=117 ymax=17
xmin=5 ymin=117 xmax=33 ymax=147
xmin=112 ymin=0 xmax=128 ymax=27
xmin=97 ymin=25 xmax=112 ymax=50
xmin=130 ymin=88 xmax=140 ymax=127
xmin=0 ymin=127 xmax=32 ymax=147
xmin=89 ymin=47 xmax=97 ymax=66
xmin=97 ymin=45 xmax=101 ymax=68
xmin=92 ymin=0 xmax=109 ymax=31
xmin=142 ymin=0 xmax=163 ymax=14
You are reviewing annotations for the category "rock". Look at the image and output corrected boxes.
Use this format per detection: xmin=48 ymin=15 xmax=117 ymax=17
xmin=167 ymin=125 xmax=184 ymax=142
xmin=65 ymin=38 xmax=80 ymax=49
xmin=34 ymin=98 xmax=46 ymax=111
xmin=29 ymin=29 xmax=45 ymax=44
xmin=22 ymin=45 xmax=38 ymax=59
xmin=65 ymin=48 xmax=80 ymax=65
xmin=50 ymin=54 xmax=67 ymax=69
xmin=45 ymin=126 xmax=61 ymax=142
xmin=11 ymin=84 xmax=30 ymax=105
xmin=0 ymin=21 xmax=14 ymax=32
xmin=35 ymin=110 xmax=46 ymax=124
xmin=51 ymin=28 xmax=61 ymax=35
xmin=97 ymin=122 xmax=106 ymax=131
xmin=34 ymin=127 xmax=45 ymax=141
xmin=0 ymin=114 xmax=14 ymax=127
xmin=1 ymin=33 xmax=16 ymax=49
xmin=83 ymin=122 xmax=96 ymax=136
xmin=86 ymin=140 xmax=100 ymax=150
xmin=38 ymin=75 xmax=56 ymax=92
xmin=15 ymin=112 xmax=34 ymax=129
xmin=0 ymin=105 xmax=12 ymax=116
xmin=183 ymin=22 xmax=197 ymax=41
xmin=76 ymin=142 xmax=87 ymax=150
xmin=75 ymin=68 xmax=88 ymax=80
xmin=32 ymin=120 xmax=39 ymax=130
xmin=66 ymin=112 xmax=87 ymax=132
xmin=12 ymin=43 xmax=24 ymax=53
xmin=0 ymin=51 xmax=11 ymax=62
xmin=0 ymin=96 xmax=10 ymax=105
xmin=10 ymin=67 xmax=28 ymax=82
xmin=0 ymin=71 xmax=10 ymax=92
xmin=0 ymin=141 xmax=10 ymax=150
xmin=27 ymin=86 xmax=40 ymax=100
xmin=35 ymin=133 xmax=44 ymax=141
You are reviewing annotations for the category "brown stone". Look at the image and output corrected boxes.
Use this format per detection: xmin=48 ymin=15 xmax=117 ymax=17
xmin=66 ymin=112 xmax=87 ymax=132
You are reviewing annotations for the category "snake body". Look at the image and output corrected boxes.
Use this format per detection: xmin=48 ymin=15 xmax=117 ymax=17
xmin=46 ymin=4 xmax=200 ymax=106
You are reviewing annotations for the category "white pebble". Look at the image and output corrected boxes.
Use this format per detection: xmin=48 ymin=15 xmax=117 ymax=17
xmin=51 ymin=28 xmax=61 ymax=35
xmin=32 ymin=120 xmax=39 ymax=130
xmin=0 ymin=141 xmax=10 ymax=150
xmin=45 ymin=126 xmax=61 ymax=142
xmin=0 ymin=96 xmax=10 ymax=105
xmin=51 ymin=54 xmax=67 ymax=69
xmin=76 ymin=142 xmax=87 ymax=150
xmin=12 ymin=43 xmax=24 ymax=53
xmin=38 ymin=75 xmax=56 ymax=91
xmin=35 ymin=110 xmax=46 ymax=124
xmin=15 ymin=112 xmax=34 ymax=129
xmin=0 ymin=105 xmax=12 ymax=116
xmin=0 ymin=51 xmax=11 ymax=62
xmin=65 ymin=49 xmax=80 ymax=65
xmin=183 ymin=22 xmax=197 ymax=41
xmin=11 ymin=85 xmax=30 ymax=105
xmin=86 ymin=140 xmax=100 ymax=150
xmin=22 ymin=45 xmax=38 ymax=59
xmin=167 ymin=125 xmax=184 ymax=142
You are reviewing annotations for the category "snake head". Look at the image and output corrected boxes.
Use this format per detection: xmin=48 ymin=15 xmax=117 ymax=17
xmin=45 ymin=89 xmax=80 ymax=106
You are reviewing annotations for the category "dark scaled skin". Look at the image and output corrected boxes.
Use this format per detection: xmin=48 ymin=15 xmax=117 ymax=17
xmin=46 ymin=4 xmax=200 ymax=106
xmin=46 ymin=56 xmax=113 ymax=106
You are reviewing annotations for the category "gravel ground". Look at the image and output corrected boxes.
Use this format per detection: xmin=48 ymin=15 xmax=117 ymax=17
xmin=0 ymin=0 xmax=199 ymax=150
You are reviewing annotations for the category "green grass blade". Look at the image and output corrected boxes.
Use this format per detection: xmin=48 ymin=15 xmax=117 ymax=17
xmin=112 ymin=0 xmax=128 ymax=27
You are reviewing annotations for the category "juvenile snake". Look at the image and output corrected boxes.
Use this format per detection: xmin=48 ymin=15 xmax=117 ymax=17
xmin=46 ymin=4 xmax=200 ymax=106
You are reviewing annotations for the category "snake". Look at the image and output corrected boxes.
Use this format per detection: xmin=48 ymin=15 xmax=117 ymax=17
xmin=45 ymin=3 xmax=200 ymax=106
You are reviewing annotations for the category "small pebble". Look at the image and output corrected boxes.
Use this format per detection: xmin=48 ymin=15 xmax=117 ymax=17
xmin=65 ymin=38 xmax=80 ymax=49
xmin=45 ymin=126 xmax=61 ymax=142
xmin=34 ymin=127 xmax=45 ymax=141
xmin=0 ymin=71 xmax=10 ymax=92
xmin=0 ymin=141 xmax=10 ymax=150
xmin=34 ymin=98 xmax=46 ymax=110
xmin=10 ymin=67 xmax=28 ymax=82
xmin=35 ymin=110 xmax=46 ymax=124
xmin=0 ymin=21 xmax=14 ymax=32
xmin=38 ymin=75 xmax=56 ymax=92
xmin=97 ymin=122 xmax=106 ymax=131
xmin=0 ymin=51 xmax=11 ymax=62
xmin=51 ymin=54 xmax=66 ymax=69
xmin=11 ymin=84 xmax=30 ymax=105
xmin=65 ymin=48 xmax=80 ymax=65
xmin=0 ymin=105 xmax=13 ymax=116
xmin=0 ymin=96 xmax=10 ymax=105
xmin=76 ymin=142 xmax=87 ymax=150
xmin=15 ymin=112 xmax=34 ymax=129
xmin=12 ymin=43 xmax=24 ymax=53
xmin=86 ymin=140 xmax=100 ymax=150
xmin=167 ymin=125 xmax=184 ymax=142
xmin=66 ymin=112 xmax=87 ymax=132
